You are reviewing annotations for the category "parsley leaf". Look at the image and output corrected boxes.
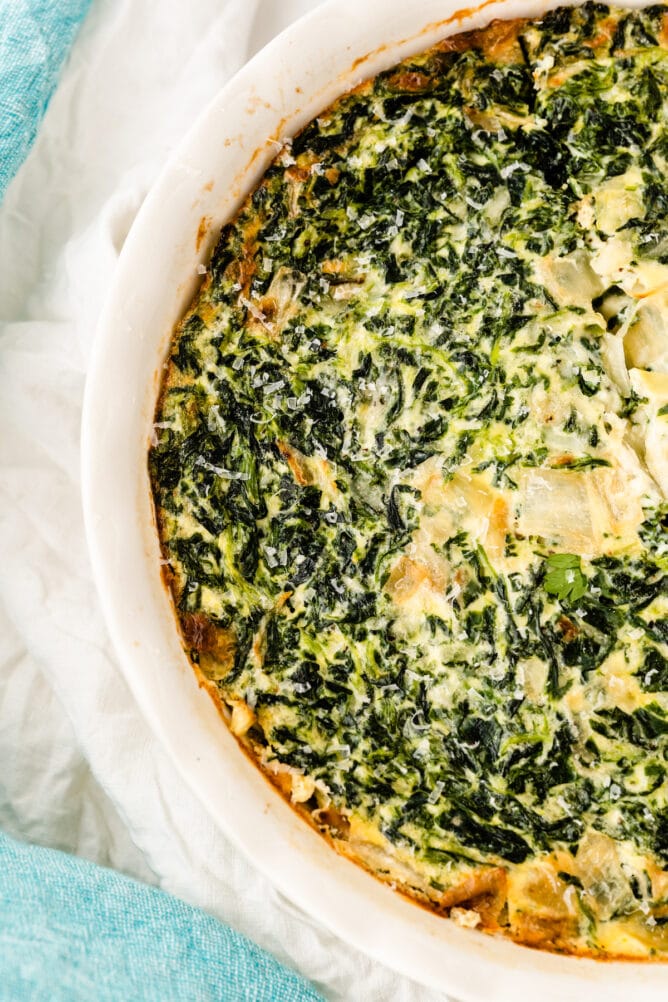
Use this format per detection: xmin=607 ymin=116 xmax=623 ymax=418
xmin=543 ymin=553 xmax=587 ymax=603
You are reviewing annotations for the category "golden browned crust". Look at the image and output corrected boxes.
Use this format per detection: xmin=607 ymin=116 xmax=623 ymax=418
xmin=150 ymin=7 xmax=668 ymax=960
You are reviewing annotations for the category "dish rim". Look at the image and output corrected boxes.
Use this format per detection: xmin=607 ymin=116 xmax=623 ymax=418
xmin=81 ymin=0 xmax=668 ymax=997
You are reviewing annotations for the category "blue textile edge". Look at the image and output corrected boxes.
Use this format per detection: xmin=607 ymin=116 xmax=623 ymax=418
xmin=0 ymin=0 xmax=94 ymax=201
xmin=0 ymin=831 xmax=324 ymax=1002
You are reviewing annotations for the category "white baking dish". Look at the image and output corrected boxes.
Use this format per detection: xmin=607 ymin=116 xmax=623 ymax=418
xmin=81 ymin=0 xmax=666 ymax=997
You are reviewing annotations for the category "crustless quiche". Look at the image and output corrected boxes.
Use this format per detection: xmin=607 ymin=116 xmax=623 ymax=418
xmin=150 ymin=3 xmax=668 ymax=957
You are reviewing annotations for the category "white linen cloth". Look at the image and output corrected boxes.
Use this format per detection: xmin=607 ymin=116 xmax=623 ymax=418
xmin=0 ymin=2 xmax=448 ymax=999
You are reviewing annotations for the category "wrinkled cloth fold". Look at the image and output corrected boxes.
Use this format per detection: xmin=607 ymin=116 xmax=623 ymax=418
xmin=0 ymin=831 xmax=323 ymax=1001
xmin=0 ymin=0 xmax=92 ymax=201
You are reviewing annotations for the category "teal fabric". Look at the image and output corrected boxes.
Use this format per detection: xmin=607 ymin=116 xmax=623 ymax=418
xmin=0 ymin=0 xmax=93 ymax=201
xmin=0 ymin=831 xmax=324 ymax=1001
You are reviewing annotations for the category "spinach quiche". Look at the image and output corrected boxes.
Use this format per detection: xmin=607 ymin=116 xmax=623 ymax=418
xmin=150 ymin=3 xmax=668 ymax=958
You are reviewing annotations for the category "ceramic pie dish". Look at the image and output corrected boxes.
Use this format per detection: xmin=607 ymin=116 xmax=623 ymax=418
xmin=81 ymin=0 xmax=667 ymax=997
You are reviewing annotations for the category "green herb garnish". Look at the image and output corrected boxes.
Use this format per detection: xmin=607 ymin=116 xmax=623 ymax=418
xmin=543 ymin=553 xmax=587 ymax=603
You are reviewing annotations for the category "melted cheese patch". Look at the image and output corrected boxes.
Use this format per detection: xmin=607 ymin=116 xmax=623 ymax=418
xmin=151 ymin=3 xmax=668 ymax=960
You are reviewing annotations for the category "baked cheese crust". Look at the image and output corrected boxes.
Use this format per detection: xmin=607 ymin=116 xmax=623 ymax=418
xmin=150 ymin=3 xmax=668 ymax=957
